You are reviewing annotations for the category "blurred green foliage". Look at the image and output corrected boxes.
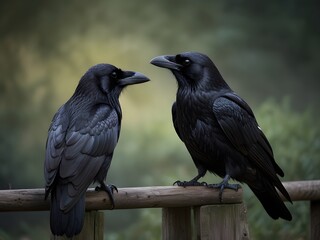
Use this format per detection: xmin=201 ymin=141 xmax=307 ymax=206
xmin=0 ymin=0 xmax=319 ymax=239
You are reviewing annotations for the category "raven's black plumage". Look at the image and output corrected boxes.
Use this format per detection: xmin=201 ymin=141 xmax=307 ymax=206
xmin=44 ymin=64 xmax=149 ymax=237
xmin=151 ymin=52 xmax=292 ymax=221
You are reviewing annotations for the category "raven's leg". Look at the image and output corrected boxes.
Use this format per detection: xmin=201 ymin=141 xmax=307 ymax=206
xmin=207 ymin=175 xmax=240 ymax=202
xmin=95 ymin=182 xmax=118 ymax=209
xmin=174 ymin=167 xmax=207 ymax=187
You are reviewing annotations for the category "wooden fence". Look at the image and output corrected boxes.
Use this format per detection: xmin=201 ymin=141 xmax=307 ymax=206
xmin=0 ymin=180 xmax=319 ymax=239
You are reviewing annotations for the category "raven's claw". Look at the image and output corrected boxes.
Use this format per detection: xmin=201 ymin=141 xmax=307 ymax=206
xmin=207 ymin=176 xmax=240 ymax=202
xmin=173 ymin=180 xmax=207 ymax=187
xmin=95 ymin=183 xmax=118 ymax=209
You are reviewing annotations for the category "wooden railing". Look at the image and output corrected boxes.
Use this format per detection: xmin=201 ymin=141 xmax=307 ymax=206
xmin=0 ymin=180 xmax=319 ymax=239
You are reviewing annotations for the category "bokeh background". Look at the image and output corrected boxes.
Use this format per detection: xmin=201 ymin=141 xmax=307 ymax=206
xmin=1 ymin=1 xmax=320 ymax=239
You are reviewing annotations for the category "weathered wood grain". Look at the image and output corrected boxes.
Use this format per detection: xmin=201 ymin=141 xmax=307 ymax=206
xmin=310 ymin=200 xmax=320 ymax=240
xmin=280 ymin=180 xmax=320 ymax=201
xmin=0 ymin=180 xmax=319 ymax=212
xmin=162 ymin=207 xmax=192 ymax=240
xmin=194 ymin=203 xmax=250 ymax=240
xmin=0 ymin=186 xmax=242 ymax=212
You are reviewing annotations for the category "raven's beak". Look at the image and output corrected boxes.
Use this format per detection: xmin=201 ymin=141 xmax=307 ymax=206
xmin=119 ymin=71 xmax=150 ymax=86
xmin=150 ymin=55 xmax=182 ymax=71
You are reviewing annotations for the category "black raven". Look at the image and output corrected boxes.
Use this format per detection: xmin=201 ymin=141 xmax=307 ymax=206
xmin=151 ymin=52 xmax=292 ymax=221
xmin=44 ymin=64 xmax=149 ymax=237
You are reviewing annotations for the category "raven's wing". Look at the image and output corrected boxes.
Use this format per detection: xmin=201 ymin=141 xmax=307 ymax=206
xmin=212 ymin=93 xmax=290 ymax=201
xmin=44 ymin=105 xmax=69 ymax=195
xmin=44 ymin=104 xmax=119 ymax=211
xmin=172 ymin=102 xmax=183 ymax=141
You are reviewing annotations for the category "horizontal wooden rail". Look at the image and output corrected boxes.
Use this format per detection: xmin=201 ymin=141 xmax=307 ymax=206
xmin=1 ymin=180 xmax=319 ymax=239
xmin=0 ymin=180 xmax=319 ymax=212
xmin=282 ymin=180 xmax=320 ymax=201
xmin=0 ymin=186 xmax=242 ymax=212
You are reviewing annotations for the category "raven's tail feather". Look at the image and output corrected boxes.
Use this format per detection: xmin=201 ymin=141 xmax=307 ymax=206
xmin=50 ymin=185 xmax=85 ymax=237
xmin=249 ymin=179 xmax=292 ymax=221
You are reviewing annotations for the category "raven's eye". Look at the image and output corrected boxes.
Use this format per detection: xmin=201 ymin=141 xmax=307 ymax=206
xmin=182 ymin=58 xmax=191 ymax=66
xmin=176 ymin=55 xmax=191 ymax=67
xmin=110 ymin=71 xmax=118 ymax=79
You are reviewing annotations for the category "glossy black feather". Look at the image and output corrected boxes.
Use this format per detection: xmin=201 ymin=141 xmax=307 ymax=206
xmin=44 ymin=64 xmax=149 ymax=237
xmin=151 ymin=52 xmax=292 ymax=221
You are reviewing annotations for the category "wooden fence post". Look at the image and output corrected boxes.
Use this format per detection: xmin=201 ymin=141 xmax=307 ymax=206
xmin=194 ymin=203 xmax=250 ymax=240
xmin=310 ymin=200 xmax=320 ymax=240
xmin=162 ymin=207 xmax=192 ymax=240
xmin=50 ymin=211 xmax=104 ymax=240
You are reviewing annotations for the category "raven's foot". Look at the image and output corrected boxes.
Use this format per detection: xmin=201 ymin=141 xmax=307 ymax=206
xmin=95 ymin=183 xmax=118 ymax=209
xmin=173 ymin=180 xmax=207 ymax=187
xmin=207 ymin=176 xmax=240 ymax=202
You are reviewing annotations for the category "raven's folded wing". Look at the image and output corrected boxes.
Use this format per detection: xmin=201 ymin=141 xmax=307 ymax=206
xmin=212 ymin=94 xmax=290 ymax=201
xmin=44 ymin=104 xmax=120 ymax=211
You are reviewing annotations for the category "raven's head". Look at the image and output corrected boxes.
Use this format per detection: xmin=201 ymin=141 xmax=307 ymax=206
xmin=151 ymin=52 xmax=228 ymax=90
xmin=76 ymin=63 xmax=149 ymax=98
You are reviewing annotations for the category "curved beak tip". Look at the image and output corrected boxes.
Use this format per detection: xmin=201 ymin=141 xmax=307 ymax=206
xmin=150 ymin=56 xmax=163 ymax=66
xmin=119 ymin=72 xmax=150 ymax=87
xmin=150 ymin=55 xmax=181 ymax=71
xmin=132 ymin=72 xmax=150 ymax=83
